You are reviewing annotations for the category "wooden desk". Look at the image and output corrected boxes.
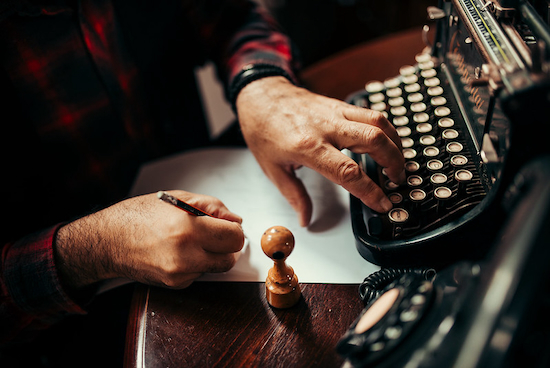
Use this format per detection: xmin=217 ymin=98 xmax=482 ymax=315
xmin=125 ymin=282 xmax=364 ymax=368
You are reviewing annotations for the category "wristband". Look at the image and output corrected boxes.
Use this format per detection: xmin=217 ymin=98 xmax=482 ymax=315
xmin=228 ymin=63 xmax=294 ymax=111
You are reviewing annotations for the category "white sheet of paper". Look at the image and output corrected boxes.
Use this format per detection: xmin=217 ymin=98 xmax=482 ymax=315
xmin=130 ymin=147 xmax=379 ymax=284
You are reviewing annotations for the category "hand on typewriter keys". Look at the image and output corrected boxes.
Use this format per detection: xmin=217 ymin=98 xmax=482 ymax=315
xmin=236 ymin=76 xmax=406 ymax=227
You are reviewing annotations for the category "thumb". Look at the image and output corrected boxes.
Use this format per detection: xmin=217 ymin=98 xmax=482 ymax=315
xmin=266 ymin=163 xmax=313 ymax=227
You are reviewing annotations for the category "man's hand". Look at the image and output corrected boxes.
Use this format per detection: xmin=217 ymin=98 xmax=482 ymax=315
xmin=55 ymin=191 xmax=245 ymax=291
xmin=236 ymin=76 xmax=405 ymax=227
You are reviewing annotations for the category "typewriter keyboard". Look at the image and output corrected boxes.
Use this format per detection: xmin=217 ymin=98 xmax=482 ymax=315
xmin=349 ymin=53 xmax=487 ymax=240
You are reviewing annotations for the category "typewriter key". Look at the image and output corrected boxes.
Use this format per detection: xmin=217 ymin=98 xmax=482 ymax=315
xmin=451 ymin=155 xmax=468 ymax=167
xmin=401 ymin=137 xmax=414 ymax=148
xmin=430 ymin=96 xmax=447 ymax=106
xmin=423 ymin=146 xmax=440 ymax=158
xmin=442 ymin=128 xmax=459 ymax=140
xmin=410 ymin=102 xmax=427 ymax=112
xmin=403 ymin=148 xmax=417 ymax=159
xmin=385 ymin=180 xmax=400 ymax=190
xmin=387 ymin=88 xmax=403 ymax=98
xmin=388 ymin=192 xmax=403 ymax=204
xmin=435 ymin=106 xmax=451 ymax=117
xmin=396 ymin=126 xmax=412 ymax=137
xmin=419 ymin=135 xmax=436 ymax=146
xmin=430 ymin=173 xmax=448 ymax=185
xmin=405 ymin=160 xmax=420 ymax=172
xmin=438 ymin=117 xmax=455 ymax=128
xmin=384 ymin=77 xmax=401 ymax=89
xmin=427 ymin=86 xmax=444 ymax=96
xmin=407 ymin=175 xmax=423 ymax=187
xmin=408 ymin=92 xmax=424 ymax=103
xmin=409 ymin=188 xmax=426 ymax=203
xmin=416 ymin=123 xmax=433 ymax=134
xmin=369 ymin=92 xmax=385 ymax=103
xmin=403 ymin=74 xmax=419 ymax=84
xmin=418 ymin=60 xmax=435 ymax=70
xmin=415 ymin=52 xmax=431 ymax=63
xmin=371 ymin=102 xmax=387 ymax=111
xmin=421 ymin=68 xmax=437 ymax=78
xmin=424 ymin=77 xmax=441 ymax=87
xmin=389 ymin=208 xmax=409 ymax=223
xmin=399 ymin=65 xmax=416 ymax=76
xmin=393 ymin=116 xmax=409 ymax=126
xmin=455 ymin=169 xmax=473 ymax=194
xmin=427 ymin=159 xmax=444 ymax=171
xmin=446 ymin=141 xmax=463 ymax=153
xmin=434 ymin=186 xmax=452 ymax=199
xmin=413 ymin=112 xmax=430 ymax=123
xmin=391 ymin=106 xmax=407 ymax=116
xmin=365 ymin=81 xmax=384 ymax=93
xmin=405 ymin=83 xmax=421 ymax=93
xmin=388 ymin=97 xmax=405 ymax=107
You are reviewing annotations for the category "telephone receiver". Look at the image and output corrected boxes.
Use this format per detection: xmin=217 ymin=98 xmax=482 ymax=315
xmin=338 ymin=155 xmax=550 ymax=368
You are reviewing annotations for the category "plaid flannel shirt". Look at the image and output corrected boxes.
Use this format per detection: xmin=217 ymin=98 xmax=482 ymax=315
xmin=0 ymin=0 xmax=296 ymax=345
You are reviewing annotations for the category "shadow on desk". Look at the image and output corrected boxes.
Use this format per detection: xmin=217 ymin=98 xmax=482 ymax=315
xmin=125 ymin=282 xmax=363 ymax=368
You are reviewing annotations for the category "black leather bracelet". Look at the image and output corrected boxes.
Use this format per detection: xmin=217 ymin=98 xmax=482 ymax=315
xmin=228 ymin=63 xmax=294 ymax=111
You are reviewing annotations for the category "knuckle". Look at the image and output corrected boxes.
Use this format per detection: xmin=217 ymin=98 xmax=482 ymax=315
xmin=336 ymin=160 xmax=363 ymax=185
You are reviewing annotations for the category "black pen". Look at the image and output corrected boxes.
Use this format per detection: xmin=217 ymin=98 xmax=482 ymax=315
xmin=157 ymin=191 xmax=214 ymax=217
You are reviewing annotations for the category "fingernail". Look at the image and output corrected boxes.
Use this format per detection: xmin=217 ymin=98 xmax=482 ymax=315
xmin=380 ymin=197 xmax=393 ymax=213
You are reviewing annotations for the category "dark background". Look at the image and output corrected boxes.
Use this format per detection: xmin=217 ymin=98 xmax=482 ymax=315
xmin=258 ymin=0 xmax=438 ymax=67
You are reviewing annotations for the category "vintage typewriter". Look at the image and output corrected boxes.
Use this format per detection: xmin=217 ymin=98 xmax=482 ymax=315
xmin=348 ymin=0 xmax=550 ymax=268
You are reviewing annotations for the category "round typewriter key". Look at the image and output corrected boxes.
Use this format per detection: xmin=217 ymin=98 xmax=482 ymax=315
xmin=369 ymin=92 xmax=385 ymax=103
xmin=407 ymin=175 xmax=423 ymax=187
xmin=403 ymin=148 xmax=417 ymax=159
xmin=455 ymin=169 xmax=473 ymax=182
xmin=365 ymin=81 xmax=385 ymax=93
xmin=427 ymin=159 xmax=444 ymax=171
xmin=418 ymin=60 xmax=435 ymax=70
xmin=409 ymin=189 xmax=426 ymax=202
xmin=388 ymin=192 xmax=403 ymax=204
xmin=384 ymin=77 xmax=401 ymax=89
xmin=430 ymin=173 xmax=448 ymax=185
xmin=451 ymin=155 xmax=468 ymax=167
xmin=442 ymin=128 xmax=459 ymax=140
xmin=423 ymin=146 xmax=440 ymax=157
xmin=403 ymin=74 xmax=418 ymax=85
xmin=399 ymin=65 xmax=416 ymax=76
xmin=446 ymin=141 xmax=463 ymax=153
xmin=407 ymin=92 xmax=424 ymax=103
xmin=381 ymin=111 xmax=388 ymax=119
xmin=371 ymin=102 xmax=387 ymax=111
xmin=396 ymin=126 xmax=412 ymax=137
xmin=388 ymin=96 xmax=405 ymax=106
xmin=427 ymin=86 xmax=444 ymax=96
xmin=385 ymin=180 xmax=400 ymax=190
xmin=387 ymin=87 xmax=403 ymax=98
xmin=416 ymin=123 xmax=433 ymax=134
xmin=391 ymin=106 xmax=407 ymax=116
xmin=413 ymin=112 xmax=430 ymax=123
xmin=384 ymin=326 xmax=403 ymax=340
xmin=405 ymin=160 xmax=420 ymax=172
xmin=389 ymin=208 xmax=409 ymax=223
xmin=393 ymin=116 xmax=409 ymax=126
xmin=434 ymin=186 xmax=452 ymax=200
xmin=410 ymin=102 xmax=427 ymax=112
xmin=424 ymin=77 xmax=441 ymax=87
xmin=415 ymin=52 xmax=431 ymax=63
xmin=434 ymin=106 xmax=451 ymax=117
xmin=401 ymin=137 xmax=414 ymax=148
xmin=438 ymin=117 xmax=455 ymax=128
xmin=421 ymin=68 xmax=437 ymax=78
xmin=405 ymin=83 xmax=421 ymax=93
xmin=419 ymin=135 xmax=436 ymax=145
xmin=430 ymin=96 xmax=447 ymax=106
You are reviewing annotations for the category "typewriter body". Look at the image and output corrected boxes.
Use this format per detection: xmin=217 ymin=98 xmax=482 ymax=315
xmin=348 ymin=0 xmax=550 ymax=267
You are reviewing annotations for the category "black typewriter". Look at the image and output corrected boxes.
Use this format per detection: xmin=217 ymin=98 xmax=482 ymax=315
xmin=348 ymin=0 xmax=550 ymax=268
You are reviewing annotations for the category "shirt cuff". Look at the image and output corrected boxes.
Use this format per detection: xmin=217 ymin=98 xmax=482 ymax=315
xmin=3 ymin=224 xmax=89 ymax=316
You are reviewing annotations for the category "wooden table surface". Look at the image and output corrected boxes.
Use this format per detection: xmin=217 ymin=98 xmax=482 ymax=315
xmin=124 ymin=282 xmax=364 ymax=368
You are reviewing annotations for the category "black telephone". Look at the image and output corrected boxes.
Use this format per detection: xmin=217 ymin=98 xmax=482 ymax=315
xmin=338 ymin=154 xmax=550 ymax=368
xmin=348 ymin=0 xmax=550 ymax=268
